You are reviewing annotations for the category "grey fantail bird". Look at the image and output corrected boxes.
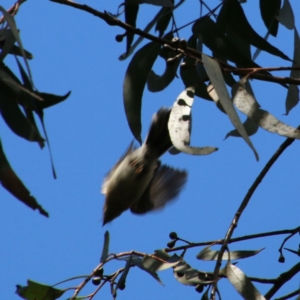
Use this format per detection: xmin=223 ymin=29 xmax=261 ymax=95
xmin=101 ymin=107 xmax=187 ymax=225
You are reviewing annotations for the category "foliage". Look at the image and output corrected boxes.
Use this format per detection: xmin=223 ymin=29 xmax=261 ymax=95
xmin=0 ymin=0 xmax=299 ymax=299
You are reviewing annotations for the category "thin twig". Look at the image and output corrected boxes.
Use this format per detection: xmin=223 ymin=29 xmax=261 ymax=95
xmin=210 ymin=130 xmax=299 ymax=300
xmin=0 ymin=0 xmax=26 ymax=23
xmin=165 ymin=226 xmax=300 ymax=253
xmin=50 ymin=0 xmax=300 ymax=86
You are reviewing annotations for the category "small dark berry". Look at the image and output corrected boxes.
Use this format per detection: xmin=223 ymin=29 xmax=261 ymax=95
xmin=167 ymin=240 xmax=176 ymax=248
xmin=278 ymin=255 xmax=285 ymax=263
xmin=169 ymin=232 xmax=178 ymax=240
xmin=92 ymin=277 xmax=101 ymax=286
xmin=115 ymin=34 xmax=124 ymax=42
xmin=195 ymin=284 xmax=204 ymax=293
xmin=94 ymin=268 xmax=103 ymax=277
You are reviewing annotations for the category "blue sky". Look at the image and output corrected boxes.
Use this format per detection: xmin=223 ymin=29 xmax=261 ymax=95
xmin=0 ymin=0 xmax=299 ymax=299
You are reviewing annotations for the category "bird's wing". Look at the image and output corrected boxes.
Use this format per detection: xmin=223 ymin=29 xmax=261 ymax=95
xmin=101 ymin=141 xmax=136 ymax=194
xmin=130 ymin=164 xmax=187 ymax=214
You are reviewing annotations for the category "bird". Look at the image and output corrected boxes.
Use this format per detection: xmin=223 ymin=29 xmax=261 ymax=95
xmin=101 ymin=107 xmax=187 ymax=225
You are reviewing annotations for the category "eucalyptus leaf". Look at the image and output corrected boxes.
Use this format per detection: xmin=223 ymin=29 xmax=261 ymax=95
xmin=233 ymin=78 xmax=300 ymax=139
xmin=0 ymin=82 xmax=44 ymax=142
xmin=0 ymin=140 xmax=48 ymax=217
xmin=124 ymin=1 xmax=139 ymax=54
xmin=168 ymin=87 xmax=218 ymax=155
xmin=259 ymin=0 xmax=281 ymax=37
xmin=225 ymin=263 xmax=266 ymax=300
xmin=226 ymin=0 xmax=291 ymax=61
xmin=202 ymin=54 xmax=259 ymax=160
xmin=0 ymin=28 xmax=15 ymax=61
xmin=197 ymin=246 xmax=264 ymax=261
xmin=277 ymin=0 xmax=294 ymax=30
xmin=123 ymin=41 xmax=161 ymax=143
xmin=285 ymin=29 xmax=300 ymax=115
xmin=100 ymin=231 xmax=110 ymax=262
xmin=115 ymin=256 xmax=131 ymax=292
xmin=16 ymin=280 xmax=64 ymax=300
xmin=179 ymin=35 xmax=210 ymax=100
xmin=147 ymin=45 xmax=181 ymax=92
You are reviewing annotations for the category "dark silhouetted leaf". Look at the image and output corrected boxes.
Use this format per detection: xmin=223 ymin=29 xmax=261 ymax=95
xmin=125 ymin=1 xmax=139 ymax=54
xmin=100 ymin=231 xmax=110 ymax=263
xmin=225 ymin=263 xmax=266 ymax=300
xmin=147 ymin=46 xmax=181 ymax=92
xmin=285 ymin=29 xmax=300 ymax=115
xmin=284 ymin=247 xmax=300 ymax=256
xmin=0 ymin=6 xmax=33 ymax=83
xmin=35 ymin=91 xmax=71 ymax=110
xmin=16 ymin=280 xmax=64 ymax=300
xmin=277 ymin=0 xmax=294 ymax=29
xmin=155 ymin=3 xmax=173 ymax=37
xmin=179 ymin=35 xmax=210 ymax=100
xmin=197 ymin=246 xmax=264 ymax=261
xmin=0 ymin=82 xmax=44 ymax=142
xmin=123 ymin=41 xmax=160 ymax=143
xmin=233 ymin=78 xmax=300 ymax=139
xmin=0 ymin=29 xmax=15 ymax=61
xmin=226 ymin=0 xmax=291 ymax=62
xmin=0 ymin=141 xmax=49 ymax=217
xmin=259 ymin=0 xmax=281 ymax=36
xmin=192 ymin=17 xmax=263 ymax=70
xmin=202 ymin=55 xmax=259 ymax=160
xmin=168 ymin=87 xmax=218 ymax=155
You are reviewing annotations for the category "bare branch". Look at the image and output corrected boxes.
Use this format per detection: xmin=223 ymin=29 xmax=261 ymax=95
xmin=210 ymin=129 xmax=299 ymax=300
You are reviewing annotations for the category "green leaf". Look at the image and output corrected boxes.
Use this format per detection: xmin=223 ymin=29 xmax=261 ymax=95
xmin=16 ymin=280 xmax=64 ymax=300
xmin=226 ymin=0 xmax=291 ymax=62
xmin=277 ymin=0 xmax=294 ymax=30
xmin=225 ymin=263 xmax=266 ymax=300
xmin=259 ymin=0 xmax=281 ymax=36
xmin=123 ymin=41 xmax=161 ymax=143
xmin=168 ymin=87 xmax=218 ymax=155
xmin=124 ymin=1 xmax=139 ymax=54
xmin=202 ymin=55 xmax=259 ymax=161
xmin=232 ymin=78 xmax=300 ymax=139
xmin=0 ymin=140 xmax=49 ymax=217
xmin=100 ymin=231 xmax=110 ymax=262
xmin=196 ymin=246 xmax=264 ymax=261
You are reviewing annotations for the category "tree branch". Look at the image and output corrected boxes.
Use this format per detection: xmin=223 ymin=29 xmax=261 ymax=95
xmin=165 ymin=226 xmax=300 ymax=253
xmin=210 ymin=130 xmax=298 ymax=300
xmin=264 ymin=263 xmax=300 ymax=300
xmin=50 ymin=0 xmax=300 ymax=86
